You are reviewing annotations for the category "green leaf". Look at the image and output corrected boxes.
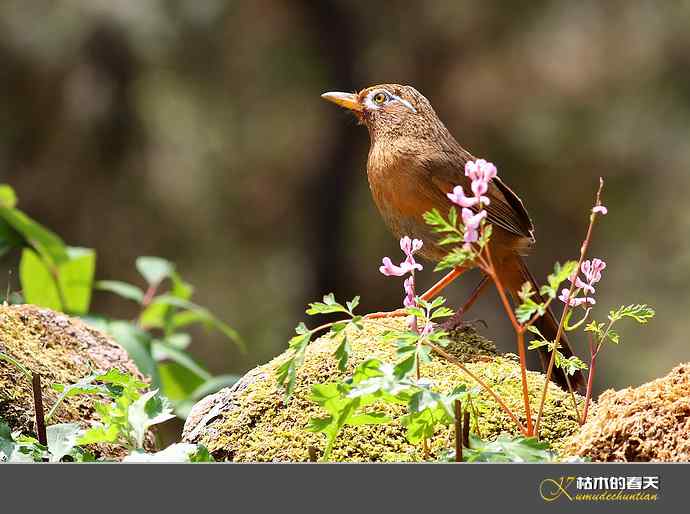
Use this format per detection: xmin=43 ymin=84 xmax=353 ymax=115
xmin=95 ymin=280 xmax=145 ymax=304
xmin=152 ymin=340 xmax=211 ymax=381
xmin=157 ymin=362 xmax=205 ymax=407
xmin=127 ymin=390 xmax=175 ymax=448
xmin=0 ymin=204 xmax=68 ymax=265
xmin=136 ymin=256 xmax=174 ymax=286
xmin=19 ymin=248 xmax=63 ymax=311
xmin=0 ymin=185 xmax=17 ymax=208
xmin=57 ymin=247 xmax=95 ymax=315
xmin=0 ymin=219 xmax=22 ymax=258
xmin=77 ymin=425 xmax=119 ymax=446
xmin=540 ymin=261 xmax=578 ymax=299
xmin=463 ymin=435 xmax=554 ymax=463
xmin=608 ymin=304 xmax=655 ymax=324
xmin=144 ymin=295 xmax=245 ymax=350
xmin=334 ymin=337 xmax=350 ymax=372
xmin=106 ymin=321 xmax=159 ymax=387
xmin=96 ymin=368 xmax=148 ymax=390
xmin=346 ymin=296 xmax=360 ymax=313
xmin=46 ymin=423 xmax=81 ymax=462
xmin=306 ymin=293 xmax=349 ymax=315
xmin=393 ymin=354 xmax=416 ymax=379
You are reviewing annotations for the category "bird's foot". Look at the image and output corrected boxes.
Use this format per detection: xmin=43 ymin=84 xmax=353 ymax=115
xmin=438 ymin=309 xmax=487 ymax=333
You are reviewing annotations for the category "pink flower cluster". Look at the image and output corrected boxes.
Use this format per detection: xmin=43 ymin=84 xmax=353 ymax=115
xmin=380 ymin=236 xmax=424 ymax=307
xmin=447 ymin=159 xmax=497 ymax=247
xmin=559 ymin=258 xmax=607 ymax=308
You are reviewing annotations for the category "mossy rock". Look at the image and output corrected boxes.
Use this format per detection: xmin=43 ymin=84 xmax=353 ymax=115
xmin=0 ymin=304 xmax=145 ymax=459
xmin=563 ymin=362 xmax=690 ymax=462
xmin=183 ymin=318 xmax=585 ymax=462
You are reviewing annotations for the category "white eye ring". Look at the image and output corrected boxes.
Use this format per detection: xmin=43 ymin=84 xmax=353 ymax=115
xmin=365 ymin=90 xmax=417 ymax=113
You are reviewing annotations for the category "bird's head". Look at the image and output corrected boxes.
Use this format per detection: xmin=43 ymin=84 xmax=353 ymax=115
xmin=321 ymin=84 xmax=439 ymax=142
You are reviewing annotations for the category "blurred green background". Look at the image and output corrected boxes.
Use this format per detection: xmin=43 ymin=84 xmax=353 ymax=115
xmin=1 ymin=0 xmax=689 ymax=395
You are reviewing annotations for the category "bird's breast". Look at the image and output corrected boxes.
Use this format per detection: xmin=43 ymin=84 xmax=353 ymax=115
xmin=366 ymin=149 xmax=448 ymax=261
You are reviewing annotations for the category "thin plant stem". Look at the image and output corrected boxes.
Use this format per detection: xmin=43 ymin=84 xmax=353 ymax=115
xmin=0 ymin=351 xmax=32 ymax=379
xmin=535 ymin=178 xmax=605 ymax=436
xmin=454 ymin=399 xmax=463 ymax=462
xmin=426 ymin=341 xmax=527 ymax=435
xmin=32 ymin=373 xmax=47 ymax=447
xmin=482 ymin=244 xmax=534 ymax=435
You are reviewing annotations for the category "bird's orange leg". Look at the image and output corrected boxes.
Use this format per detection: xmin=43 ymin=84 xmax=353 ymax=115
xmin=420 ymin=267 xmax=468 ymax=301
xmin=365 ymin=267 xmax=468 ymax=319
xmin=440 ymin=274 xmax=491 ymax=330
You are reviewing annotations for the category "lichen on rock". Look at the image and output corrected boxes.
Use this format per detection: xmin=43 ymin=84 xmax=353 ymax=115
xmin=183 ymin=318 xmax=585 ymax=462
xmin=563 ymin=362 xmax=690 ymax=462
xmin=0 ymin=304 xmax=144 ymax=459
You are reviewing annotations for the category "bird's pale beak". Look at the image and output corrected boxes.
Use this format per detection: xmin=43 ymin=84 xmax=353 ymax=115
xmin=321 ymin=91 xmax=363 ymax=112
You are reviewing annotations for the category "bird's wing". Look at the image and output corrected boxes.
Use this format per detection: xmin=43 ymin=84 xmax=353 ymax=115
xmin=427 ymin=158 xmax=535 ymax=241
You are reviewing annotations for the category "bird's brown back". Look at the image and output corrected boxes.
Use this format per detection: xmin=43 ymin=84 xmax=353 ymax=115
xmin=362 ymin=84 xmax=534 ymax=263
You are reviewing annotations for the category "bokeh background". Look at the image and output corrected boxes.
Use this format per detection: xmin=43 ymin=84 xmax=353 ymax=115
xmin=2 ymin=1 xmax=689 ymax=395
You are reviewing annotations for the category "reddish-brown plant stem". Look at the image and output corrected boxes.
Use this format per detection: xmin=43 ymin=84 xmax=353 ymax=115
xmin=482 ymin=244 xmax=534 ymax=436
xmin=535 ymin=178 xmax=605 ymax=436
xmin=454 ymin=399 xmax=463 ymax=462
xmin=582 ymin=341 xmax=598 ymax=423
xmin=32 ymin=373 xmax=47 ymax=447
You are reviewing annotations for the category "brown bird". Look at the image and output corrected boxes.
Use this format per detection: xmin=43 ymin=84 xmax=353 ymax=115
xmin=321 ymin=84 xmax=584 ymax=391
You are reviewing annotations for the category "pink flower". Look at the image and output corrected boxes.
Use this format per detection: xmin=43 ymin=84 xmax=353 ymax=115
xmin=461 ymin=208 xmax=487 ymax=245
xmin=379 ymin=237 xmax=424 ymax=276
xmin=403 ymin=276 xmax=416 ymax=307
xmin=448 ymin=159 xmax=497 ymax=210
xmin=447 ymin=185 xmax=479 ymax=208
xmin=465 ymin=159 xmax=497 ymax=183
xmin=559 ymin=288 xmax=596 ymax=307
xmin=592 ymin=205 xmax=608 ymax=215
xmin=561 ymin=258 xmax=606 ymax=308
xmin=400 ymin=236 xmax=423 ymax=259
xmin=581 ymin=258 xmax=606 ymax=285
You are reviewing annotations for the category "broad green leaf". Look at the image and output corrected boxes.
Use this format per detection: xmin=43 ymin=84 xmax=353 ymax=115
xmin=106 ymin=321 xmax=158 ymax=386
xmin=77 ymin=425 xmax=119 ymax=446
xmin=152 ymin=340 xmax=211 ymax=381
xmin=46 ymin=423 xmax=80 ymax=462
xmin=170 ymin=272 xmax=194 ymax=300
xmin=0 ymin=219 xmax=22 ymax=257
xmin=0 ymin=205 xmax=68 ymax=265
xmin=136 ymin=256 xmax=174 ymax=286
xmin=157 ymin=362 xmax=206 ymax=406
xmin=127 ymin=390 xmax=175 ymax=448
xmin=144 ymin=295 xmax=244 ymax=350
xmin=95 ymin=280 xmax=145 ymax=304
xmin=0 ymin=185 xmax=17 ymax=208
xmin=57 ymin=247 xmax=95 ymax=315
xmin=463 ymin=435 xmax=554 ymax=463
xmin=19 ymin=248 xmax=62 ymax=311
xmin=334 ymin=337 xmax=350 ymax=372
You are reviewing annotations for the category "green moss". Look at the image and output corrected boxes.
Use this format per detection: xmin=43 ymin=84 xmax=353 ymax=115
xmin=193 ymin=318 xmax=585 ymax=461
xmin=0 ymin=304 xmax=143 ymax=458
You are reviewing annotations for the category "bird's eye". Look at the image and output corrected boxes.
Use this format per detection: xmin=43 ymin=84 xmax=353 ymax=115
xmin=373 ymin=92 xmax=389 ymax=105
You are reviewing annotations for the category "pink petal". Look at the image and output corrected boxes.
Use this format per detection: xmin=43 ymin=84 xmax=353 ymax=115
xmin=447 ymin=185 xmax=478 ymax=208
xmin=592 ymin=205 xmax=608 ymax=215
